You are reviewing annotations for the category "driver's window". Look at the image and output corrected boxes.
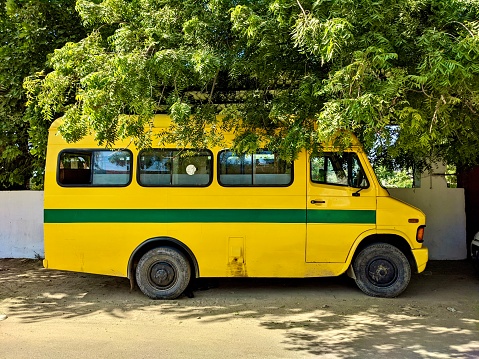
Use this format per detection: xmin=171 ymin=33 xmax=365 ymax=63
xmin=350 ymin=155 xmax=368 ymax=188
xmin=311 ymin=152 xmax=369 ymax=188
xmin=326 ymin=155 xmax=348 ymax=185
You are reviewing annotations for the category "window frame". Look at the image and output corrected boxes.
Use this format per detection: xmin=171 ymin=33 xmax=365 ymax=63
xmin=217 ymin=149 xmax=294 ymax=187
xmin=310 ymin=152 xmax=370 ymax=189
xmin=137 ymin=148 xmax=214 ymax=188
xmin=57 ymin=149 xmax=133 ymax=187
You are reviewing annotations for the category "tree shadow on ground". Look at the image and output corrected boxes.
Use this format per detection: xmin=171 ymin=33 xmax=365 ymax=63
xmin=1 ymin=259 xmax=478 ymax=358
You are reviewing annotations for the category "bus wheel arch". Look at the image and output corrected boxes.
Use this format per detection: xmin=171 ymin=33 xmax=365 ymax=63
xmin=349 ymin=235 xmax=415 ymax=298
xmin=128 ymin=237 xmax=199 ymax=294
xmin=350 ymin=234 xmax=417 ymax=273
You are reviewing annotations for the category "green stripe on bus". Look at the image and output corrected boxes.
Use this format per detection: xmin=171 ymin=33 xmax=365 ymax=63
xmin=44 ymin=209 xmax=376 ymax=224
xmin=307 ymin=209 xmax=376 ymax=224
xmin=44 ymin=209 xmax=306 ymax=223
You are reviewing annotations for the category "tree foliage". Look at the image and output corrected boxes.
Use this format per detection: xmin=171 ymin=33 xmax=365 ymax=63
xmin=0 ymin=0 xmax=85 ymax=189
xmin=23 ymin=0 xmax=479 ymax=174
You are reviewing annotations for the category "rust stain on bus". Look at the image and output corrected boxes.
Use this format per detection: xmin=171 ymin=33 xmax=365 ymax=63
xmin=228 ymin=258 xmax=247 ymax=277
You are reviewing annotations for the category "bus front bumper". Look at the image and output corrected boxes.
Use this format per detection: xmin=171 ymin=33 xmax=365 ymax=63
xmin=412 ymin=247 xmax=429 ymax=273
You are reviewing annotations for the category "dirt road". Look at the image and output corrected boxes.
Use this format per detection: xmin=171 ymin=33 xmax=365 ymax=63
xmin=1 ymin=259 xmax=478 ymax=358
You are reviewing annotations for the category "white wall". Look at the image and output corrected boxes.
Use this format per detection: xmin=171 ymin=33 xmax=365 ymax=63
xmin=0 ymin=191 xmax=44 ymax=258
xmin=389 ymin=163 xmax=467 ymax=260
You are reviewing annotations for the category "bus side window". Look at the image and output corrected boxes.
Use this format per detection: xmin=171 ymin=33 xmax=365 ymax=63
xmin=59 ymin=153 xmax=92 ymax=185
xmin=138 ymin=149 xmax=212 ymax=187
xmin=58 ymin=150 xmax=131 ymax=186
xmin=91 ymin=151 xmax=131 ymax=185
xmin=218 ymin=150 xmax=293 ymax=186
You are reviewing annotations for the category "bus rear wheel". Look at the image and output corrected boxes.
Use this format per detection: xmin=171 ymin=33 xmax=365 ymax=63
xmin=353 ymin=243 xmax=411 ymax=298
xmin=136 ymin=247 xmax=191 ymax=299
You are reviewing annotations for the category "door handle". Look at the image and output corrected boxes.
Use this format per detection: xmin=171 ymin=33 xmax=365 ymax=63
xmin=311 ymin=200 xmax=326 ymax=204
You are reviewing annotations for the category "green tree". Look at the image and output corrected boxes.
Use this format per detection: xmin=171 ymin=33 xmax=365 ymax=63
xmin=24 ymin=0 xmax=479 ymax=173
xmin=375 ymin=166 xmax=414 ymax=188
xmin=0 ymin=0 xmax=85 ymax=189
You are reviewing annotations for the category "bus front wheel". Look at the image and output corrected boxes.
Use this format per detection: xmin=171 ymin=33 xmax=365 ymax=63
xmin=353 ymin=243 xmax=411 ymax=298
xmin=136 ymin=247 xmax=191 ymax=299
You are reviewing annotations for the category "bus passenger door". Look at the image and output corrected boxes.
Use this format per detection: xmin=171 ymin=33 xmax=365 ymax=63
xmin=306 ymin=152 xmax=377 ymax=263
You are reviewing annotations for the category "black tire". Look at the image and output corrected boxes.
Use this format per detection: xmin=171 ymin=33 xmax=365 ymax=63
xmin=353 ymin=243 xmax=411 ymax=298
xmin=136 ymin=247 xmax=191 ymax=299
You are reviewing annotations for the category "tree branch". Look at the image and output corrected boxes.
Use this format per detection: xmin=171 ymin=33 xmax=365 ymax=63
xmin=296 ymin=0 xmax=307 ymax=16
xmin=209 ymin=70 xmax=219 ymax=104
xmin=450 ymin=21 xmax=474 ymax=37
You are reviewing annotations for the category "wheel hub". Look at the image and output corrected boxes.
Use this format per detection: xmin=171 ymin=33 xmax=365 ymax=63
xmin=367 ymin=259 xmax=397 ymax=287
xmin=150 ymin=262 xmax=176 ymax=288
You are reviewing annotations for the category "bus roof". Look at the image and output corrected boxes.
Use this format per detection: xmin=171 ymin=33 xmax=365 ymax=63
xmin=49 ymin=115 xmax=363 ymax=148
xmin=49 ymin=114 xmax=175 ymax=131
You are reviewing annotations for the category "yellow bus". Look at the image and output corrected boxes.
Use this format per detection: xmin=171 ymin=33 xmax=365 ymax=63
xmin=43 ymin=115 xmax=428 ymax=298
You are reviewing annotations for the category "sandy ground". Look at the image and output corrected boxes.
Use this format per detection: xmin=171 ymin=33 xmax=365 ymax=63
xmin=0 ymin=259 xmax=478 ymax=359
